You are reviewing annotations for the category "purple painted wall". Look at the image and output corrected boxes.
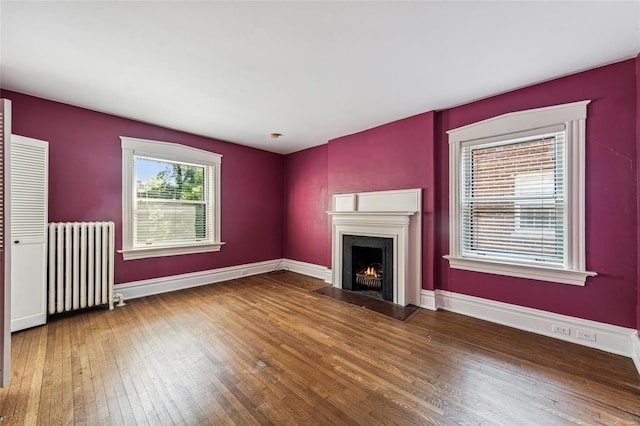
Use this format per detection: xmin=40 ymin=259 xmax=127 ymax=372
xmin=3 ymin=58 xmax=638 ymax=329
xmin=436 ymin=59 xmax=637 ymax=328
xmin=283 ymin=59 xmax=638 ymax=329
xmin=283 ymin=145 xmax=329 ymax=266
xmin=1 ymin=90 xmax=284 ymax=285
xmin=327 ymin=112 xmax=437 ymax=291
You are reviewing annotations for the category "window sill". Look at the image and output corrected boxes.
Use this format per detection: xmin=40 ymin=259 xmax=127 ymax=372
xmin=119 ymin=242 xmax=225 ymax=260
xmin=443 ymin=255 xmax=596 ymax=286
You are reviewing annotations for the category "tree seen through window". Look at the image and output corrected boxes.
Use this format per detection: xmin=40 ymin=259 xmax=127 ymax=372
xmin=135 ymin=158 xmax=207 ymax=245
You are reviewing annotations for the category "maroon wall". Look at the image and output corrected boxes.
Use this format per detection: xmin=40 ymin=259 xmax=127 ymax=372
xmin=327 ymin=112 xmax=437 ymax=291
xmin=282 ymin=112 xmax=437 ymax=289
xmin=283 ymin=59 xmax=637 ymax=329
xmin=1 ymin=90 xmax=284 ymax=285
xmin=283 ymin=145 xmax=328 ymax=266
xmin=436 ymin=59 xmax=637 ymax=328
xmin=5 ymin=58 xmax=638 ymax=329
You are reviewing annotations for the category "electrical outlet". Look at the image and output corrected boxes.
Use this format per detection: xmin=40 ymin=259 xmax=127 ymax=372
xmin=552 ymin=324 xmax=570 ymax=335
xmin=576 ymin=330 xmax=596 ymax=342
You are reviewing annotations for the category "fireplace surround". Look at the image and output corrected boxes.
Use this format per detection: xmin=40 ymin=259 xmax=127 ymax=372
xmin=328 ymin=189 xmax=421 ymax=306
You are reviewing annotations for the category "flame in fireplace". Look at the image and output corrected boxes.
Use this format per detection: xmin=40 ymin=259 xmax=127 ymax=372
xmin=362 ymin=265 xmax=381 ymax=278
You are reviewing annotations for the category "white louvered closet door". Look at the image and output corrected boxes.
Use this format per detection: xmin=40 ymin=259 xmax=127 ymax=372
xmin=10 ymin=135 xmax=48 ymax=332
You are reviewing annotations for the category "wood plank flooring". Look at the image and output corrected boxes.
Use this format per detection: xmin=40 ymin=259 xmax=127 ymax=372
xmin=0 ymin=271 xmax=639 ymax=425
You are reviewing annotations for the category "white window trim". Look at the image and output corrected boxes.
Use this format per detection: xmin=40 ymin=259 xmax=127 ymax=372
xmin=119 ymin=136 xmax=224 ymax=260
xmin=444 ymin=100 xmax=596 ymax=286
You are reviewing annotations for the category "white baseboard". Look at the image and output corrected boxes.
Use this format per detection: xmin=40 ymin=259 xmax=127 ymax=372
xmin=116 ymin=259 xmax=281 ymax=300
xmin=420 ymin=289 xmax=637 ymax=362
xmin=280 ymin=259 xmax=332 ymax=283
xmin=632 ymin=332 xmax=640 ymax=374
xmin=420 ymin=289 xmax=437 ymax=311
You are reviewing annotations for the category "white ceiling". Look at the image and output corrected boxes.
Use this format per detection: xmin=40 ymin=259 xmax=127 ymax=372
xmin=1 ymin=1 xmax=639 ymax=155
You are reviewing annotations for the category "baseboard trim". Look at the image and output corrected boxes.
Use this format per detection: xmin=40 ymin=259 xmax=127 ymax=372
xmin=116 ymin=259 xmax=281 ymax=300
xmin=420 ymin=289 xmax=637 ymax=360
xmin=632 ymin=332 xmax=640 ymax=374
xmin=420 ymin=289 xmax=437 ymax=311
xmin=281 ymin=259 xmax=332 ymax=283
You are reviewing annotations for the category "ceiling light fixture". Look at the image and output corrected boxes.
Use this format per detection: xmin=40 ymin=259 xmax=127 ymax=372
xmin=270 ymin=132 xmax=282 ymax=139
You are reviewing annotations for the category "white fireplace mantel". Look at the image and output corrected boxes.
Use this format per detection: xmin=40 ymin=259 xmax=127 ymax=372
xmin=327 ymin=189 xmax=422 ymax=306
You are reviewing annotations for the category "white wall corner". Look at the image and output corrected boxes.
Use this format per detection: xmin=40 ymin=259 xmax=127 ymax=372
xmin=281 ymin=259 xmax=332 ymax=283
xmin=420 ymin=290 xmax=437 ymax=311
xmin=631 ymin=332 xmax=640 ymax=375
xmin=433 ymin=290 xmax=636 ymax=360
xmin=116 ymin=259 xmax=281 ymax=300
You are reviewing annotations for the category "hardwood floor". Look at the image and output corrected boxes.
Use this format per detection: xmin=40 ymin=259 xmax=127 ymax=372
xmin=1 ymin=271 xmax=639 ymax=425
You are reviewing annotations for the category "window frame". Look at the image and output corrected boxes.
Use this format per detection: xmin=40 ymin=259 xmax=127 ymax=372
xmin=444 ymin=101 xmax=596 ymax=286
xmin=119 ymin=136 xmax=223 ymax=260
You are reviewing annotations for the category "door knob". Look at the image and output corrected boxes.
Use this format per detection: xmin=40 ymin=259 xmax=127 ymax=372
xmin=13 ymin=240 xmax=19 ymax=244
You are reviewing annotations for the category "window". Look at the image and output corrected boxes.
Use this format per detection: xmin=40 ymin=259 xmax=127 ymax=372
xmin=445 ymin=101 xmax=596 ymax=285
xmin=462 ymin=133 xmax=562 ymax=264
xmin=120 ymin=137 xmax=223 ymax=260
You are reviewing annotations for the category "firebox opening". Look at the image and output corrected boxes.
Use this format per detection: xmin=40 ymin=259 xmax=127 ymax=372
xmin=342 ymin=235 xmax=394 ymax=302
xmin=352 ymin=246 xmax=384 ymax=298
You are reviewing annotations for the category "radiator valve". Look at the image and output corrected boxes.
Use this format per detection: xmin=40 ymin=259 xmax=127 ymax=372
xmin=114 ymin=293 xmax=126 ymax=307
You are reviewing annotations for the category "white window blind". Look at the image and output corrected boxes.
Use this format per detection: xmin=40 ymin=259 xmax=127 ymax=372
xmin=134 ymin=156 xmax=212 ymax=247
xmin=461 ymin=131 xmax=565 ymax=266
